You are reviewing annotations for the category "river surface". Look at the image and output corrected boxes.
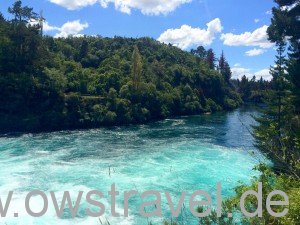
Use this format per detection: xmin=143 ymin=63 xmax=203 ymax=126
xmin=0 ymin=106 xmax=264 ymax=225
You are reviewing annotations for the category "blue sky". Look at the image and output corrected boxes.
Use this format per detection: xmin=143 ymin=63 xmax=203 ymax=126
xmin=1 ymin=0 xmax=277 ymax=80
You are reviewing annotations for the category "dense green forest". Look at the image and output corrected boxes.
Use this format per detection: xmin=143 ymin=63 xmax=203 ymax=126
xmin=232 ymin=76 xmax=272 ymax=103
xmin=0 ymin=1 xmax=243 ymax=132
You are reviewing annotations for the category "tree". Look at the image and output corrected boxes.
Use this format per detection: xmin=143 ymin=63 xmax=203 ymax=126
xmin=253 ymin=0 xmax=300 ymax=176
xmin=206 ymin=48 xmax=216 ymax=70
xmin=254 ymin=40 xmax=298 ymax=175
xmin=259 ymin=0 xmax=300 ymax=176
xmin=267 ymin=0 xmax=300 ymax=113
xmin=219 ymin=51 xmax=225 ymax=71
xmin=152 ymin=60 xmax=165 ymax=90
xmin=219 ymin=51 xmax=232 ymax=82
xmin=191 ymin=46 xmax=207 ymax=60
xmin=185 ymin=4 xmax=300 ymax=224
xmin=224 ymin=63 xmax=232 ymax=83
xmin=8 ymin=0 xmax=37 ymax=23
xmin=0 ymin=13 xmax=4 ymax=21
xmin=239 ymin=75 xmax=251 ymax=101
xmin=131 ymin=45 xmax=142 ymax=90
xmin=79 ymin=39 xmax=89 ymax=59
xmin=4 ymin=0 xmax=45 ymax=74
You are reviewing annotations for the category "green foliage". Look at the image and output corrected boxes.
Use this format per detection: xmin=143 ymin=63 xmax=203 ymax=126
xmin=132 ymin=45 xmax=142 ymax=90
xmin=205 ymin=98 xmax=221 ymax=112
xmin=214 ymin=3 xmax=300 ymax=224
xmin=206 ymin=49 xmax=216 ymax=70
xmin=228 ymin=164 xmax=300 ymax=225
xmin=218 ymin=51 xmax=232 ymax=83
xmin=191 ymin=46 xmax=207 ymax=60
xmin=0 ymin=1 xmax=241 ymax=132
xmin=267 ymin=0 xmax=300 ymax=113
xmin=162 ymin=164 xmax=299 ymax=225
xmin=232 ymin=75 xmax=272 ymax=103
xmin=189 ymin=2 xmax=300 ymax=225
xmin=197 ymin=200 xmax=236 ymax=225
xmin=8 ymin=0 xmax=38 ymax=23
xmin=163 ymin=1 xmax=300 ymax=225
xmin=253 ymin=41 xmax=299 ymax=176
xmin=162 ymin=221 xmax=178 ymax=225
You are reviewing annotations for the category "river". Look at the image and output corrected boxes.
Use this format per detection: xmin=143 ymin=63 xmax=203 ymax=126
xmin=0 ymin=106 xmax=264 ymax=225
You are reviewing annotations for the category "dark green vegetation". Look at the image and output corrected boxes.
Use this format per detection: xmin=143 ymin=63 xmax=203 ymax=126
xmin=1 ymin=1 xmax=299 ymax=224
xmin=232 ymin=76 xmax=272 ymax=103
xmin=164 ymin=0 xmax=300 ymax=224
xmin=0 ymin=1 xmax=242 ymax=133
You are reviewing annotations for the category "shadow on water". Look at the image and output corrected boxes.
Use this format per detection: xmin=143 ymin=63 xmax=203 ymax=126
xmin=0 ymin=105 xmax=261 ymax=160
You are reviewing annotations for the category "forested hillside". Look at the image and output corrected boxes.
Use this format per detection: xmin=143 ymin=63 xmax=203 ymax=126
xmin=0 ymin=1 xmax=241 ymax=132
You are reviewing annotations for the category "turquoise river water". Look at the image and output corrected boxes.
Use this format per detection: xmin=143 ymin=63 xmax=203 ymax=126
xmin=0 ymin=106 xmax=264 ymax=225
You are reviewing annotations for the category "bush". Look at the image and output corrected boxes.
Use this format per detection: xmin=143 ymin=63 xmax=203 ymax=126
xmin=205 ymin=98 xmax=221 ymax=112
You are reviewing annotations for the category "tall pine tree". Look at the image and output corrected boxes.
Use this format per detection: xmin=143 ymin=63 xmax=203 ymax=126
xmin=219 ymin=51 xmax=232 ymax=83
xmin=268 ymin=0 xmax=300 ymax=113
xmin=254 ymin=0 xmax=300 ymax=176
xmin=131 ymin=45 xmax=142 ymax=90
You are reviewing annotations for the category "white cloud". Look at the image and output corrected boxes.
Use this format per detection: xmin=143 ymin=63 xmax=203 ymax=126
xmin=281 ymin=2 xmax=298 ymax=11
xmin=49 ymin=0 xmax=98 ymax=10
xmin=254 ymin=69 xmax=272 ymax=81
xmin=49 ymin=0 xmax=192 ymax=15
xmin=234 ymin=63 xmax=241 ymax=67
xmin=220 ymin=25 xmax=274 ymax=49
xmin=254 ymin=19 xmax=260 ymax=23
xmin=53 ymin=20 xmax=89 ymax=38
xmin=44 ymin=22 xmax=60 ymax=32
xmin=232 ymin=66 xmax=272 ymax=81
xmin=266 ymin=10 xmax=272 ymax=15
xmin=54 ymin=20 xmax=89 ymax=38
xmin=32 ymin=19 xmax=89 ymax=37
xmin=231 ymin=67 xmax=252 ymax=80
xmin=28 ymin=19 xmax=60 ymax=32
xmin=245 ymin=48 xmax=266 ymax=56
xmin=157 ymin=18 xmax=223 ymax=50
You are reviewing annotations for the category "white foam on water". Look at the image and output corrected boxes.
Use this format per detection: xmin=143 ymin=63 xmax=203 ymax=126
xmin=0 ymin=109 xmax=264 ymax=224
